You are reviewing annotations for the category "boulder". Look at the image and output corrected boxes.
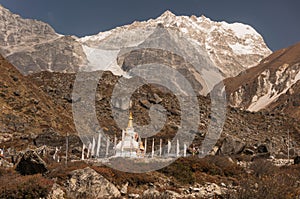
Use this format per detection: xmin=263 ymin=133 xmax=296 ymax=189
xmin=204 ymin=183 xmax=222 ymax=196
xmin=244 ymin=148 xmax=255 ymax=155
xmin=139 ymin=99 xmax=151 ymax=109
xmin=143 ymin=188 xmax=160 ymax=198
xmin=128 ymin=193 xmax=140 ymax=198
xmin=162 ymin=190 xmax=181 ymax=198
xmin=257 ymin=144 xmax=269 ymax=153
xmin=15 ymin=150 xmax=48 ymax=175
xmin=149 ymin=93 xmax=162 ymax=104
xmin=66 ymin=167 xmax=120 ymax=199
xmin=219 ymin=136 xmax=245 ymax=155
xmin=189 ymin=187 xmax=201 ymax=193
xmin=294 ymin=156 xmax=300 ymax=165
xmin=47 ymin=183 xmax=65 ymax=199
xmin=120 ymin=182 xmax=128 ymax=195
xmin=0 ymin=158 xmax=13 ymax=168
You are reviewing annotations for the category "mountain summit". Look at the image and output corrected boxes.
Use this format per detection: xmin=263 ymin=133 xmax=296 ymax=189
xmin=81 ymin=10 xmax=272 ymax=78
xmin=0 ymin=6 xmax=271 ymax=82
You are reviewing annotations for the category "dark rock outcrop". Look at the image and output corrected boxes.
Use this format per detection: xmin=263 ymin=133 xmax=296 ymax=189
xmin=257 ymin=144 xmax=269 ymax=153
xmin=294 ymin=156 xmax=300 ymax=165
xmin=15 ymin=150 xmax=48 ymax=175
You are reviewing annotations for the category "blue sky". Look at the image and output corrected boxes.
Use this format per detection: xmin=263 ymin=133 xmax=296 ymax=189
xmin=0 ymin=0 xmax=299 ymax=51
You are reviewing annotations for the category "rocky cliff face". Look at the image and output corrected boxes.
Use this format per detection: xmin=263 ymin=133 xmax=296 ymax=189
xmin=224 ymin=42 xmax=300 ymax=120
xmin=0 ymin=5 xmax=57 ymax=49
xmin=0 ymin=5 xmax=87 ymax=75
xmin=0 ymin=5 xmax=271 ymax=82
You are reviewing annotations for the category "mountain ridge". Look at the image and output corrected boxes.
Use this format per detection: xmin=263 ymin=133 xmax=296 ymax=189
xmin=224 ymin=41 xmax=300 ymax=120
xmin=0 ymin=6 xmax=271 ymax=83
xmin=80 ymin=10 xmax=272 ymax=78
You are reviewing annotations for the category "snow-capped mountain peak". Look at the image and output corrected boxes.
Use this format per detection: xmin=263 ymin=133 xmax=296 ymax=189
xmin=80 ymin=11 xmax=271 ymax=78
xmin=0 ymin=5 xmax=271 ymax=84
xmin=157 ymin=10 xmax=176 ymax=20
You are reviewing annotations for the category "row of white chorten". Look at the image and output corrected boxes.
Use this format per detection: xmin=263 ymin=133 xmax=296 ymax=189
xmin=81 ymin=112 xmax=188 ymax=159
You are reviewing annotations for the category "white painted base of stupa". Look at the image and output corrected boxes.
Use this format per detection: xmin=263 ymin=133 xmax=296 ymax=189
xmin=115 ymin=151 xmax=139 ymax=158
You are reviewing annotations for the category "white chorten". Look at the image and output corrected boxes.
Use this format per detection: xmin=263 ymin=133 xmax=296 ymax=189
xmin=115 ymin=112 xmax=144 ymax=157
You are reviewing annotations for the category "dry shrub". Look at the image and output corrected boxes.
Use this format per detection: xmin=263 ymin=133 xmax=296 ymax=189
xmin=233 ymin=160 xmax=299 ymax=199
xmin=236 ymin=174 xmax=297 ymax=199
xmin=47 ymin=160 xmax=88 ymax=182
xmin=92 ymin=165 xmax=156 ymax=187
xmin=279 ymin=164 xmax=300 ymax=179
xmin=159 ymin=158 xmax=195 ymax=185
xmin=190 ymin=156 xmax=243 ymax=177
xmin=205 ymin=155 xmax=244 ymax=177
xmin=250 ymin=159 xmax=277 ymax=177
xmin=0 ymin=168 xmax=53 ymax=198
xmin=159 ymin=156 xmax=244 ymax=185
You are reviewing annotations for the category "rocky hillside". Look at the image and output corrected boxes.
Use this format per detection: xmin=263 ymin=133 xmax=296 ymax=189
xmin=30 ymin=70 xmax=300 ymax=158
xmin=0 ymin=5 xmax=271 ymax=82
xmin=224 ymin=42 xmax=300 ymax=120
xmin=0 ymin=55 xmax=75 ymax=149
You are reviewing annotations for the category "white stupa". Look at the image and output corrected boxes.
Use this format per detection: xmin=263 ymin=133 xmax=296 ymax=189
xmin=115 ymin=112 xmax=144 ymax=157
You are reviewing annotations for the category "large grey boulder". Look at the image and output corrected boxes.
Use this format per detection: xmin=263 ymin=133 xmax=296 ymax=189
xmin=142 ymin=188 xmax=160 ymax=198
xmin=219 ymin=136 xmax=245 ymax=155
xmin=47 ymin=183 xmax=65 ymax=199
xmin=66 ymin=167 xmax=120 ymax=199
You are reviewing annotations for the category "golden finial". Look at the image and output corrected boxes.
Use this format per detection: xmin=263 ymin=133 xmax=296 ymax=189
xmin=139 ymin=141 xmax=145 ymax=150
xmin=128 ymin=111 xmax=133 ymax=128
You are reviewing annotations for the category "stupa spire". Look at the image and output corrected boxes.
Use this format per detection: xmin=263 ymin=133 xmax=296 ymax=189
xmin=128 ymin=111 xmax=133 ymax=128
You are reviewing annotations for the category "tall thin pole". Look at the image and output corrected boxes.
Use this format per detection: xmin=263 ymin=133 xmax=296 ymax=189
xmin=114 ymin=134 xmax=117 ymax=155
xmin=138 ymin=136 xmax=142 ymax=157
xmin=144 ymin=138 xmax=147 ymax=156
xmin=151 ymin=138 xmax=155 ymax=158
xmin=91 ymin=137 xmax=96 ymax=157
xmin=167 ymin=140 xmax=171 ymax=156
xmin=65 ymin=133 xmax=68 ymax=166
xmin=96 ymin=133 xmax=102 ymax=157
xmin=159 ymin=139 xmax=162 ymax=157
xmin=288 ymin=130 xmax=290 ymax=163
xmin=176 ymin=139 xmax=180 ymax=157
xmin=106 ymin=137 xmax=110 ymax=158
xmin=87 ymin=142 xmax=91 ymax=159
xmin=81 ymin=144 xmax=85 ymax=160
xmin=121 ymin=130 xmax=125 ymax=155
